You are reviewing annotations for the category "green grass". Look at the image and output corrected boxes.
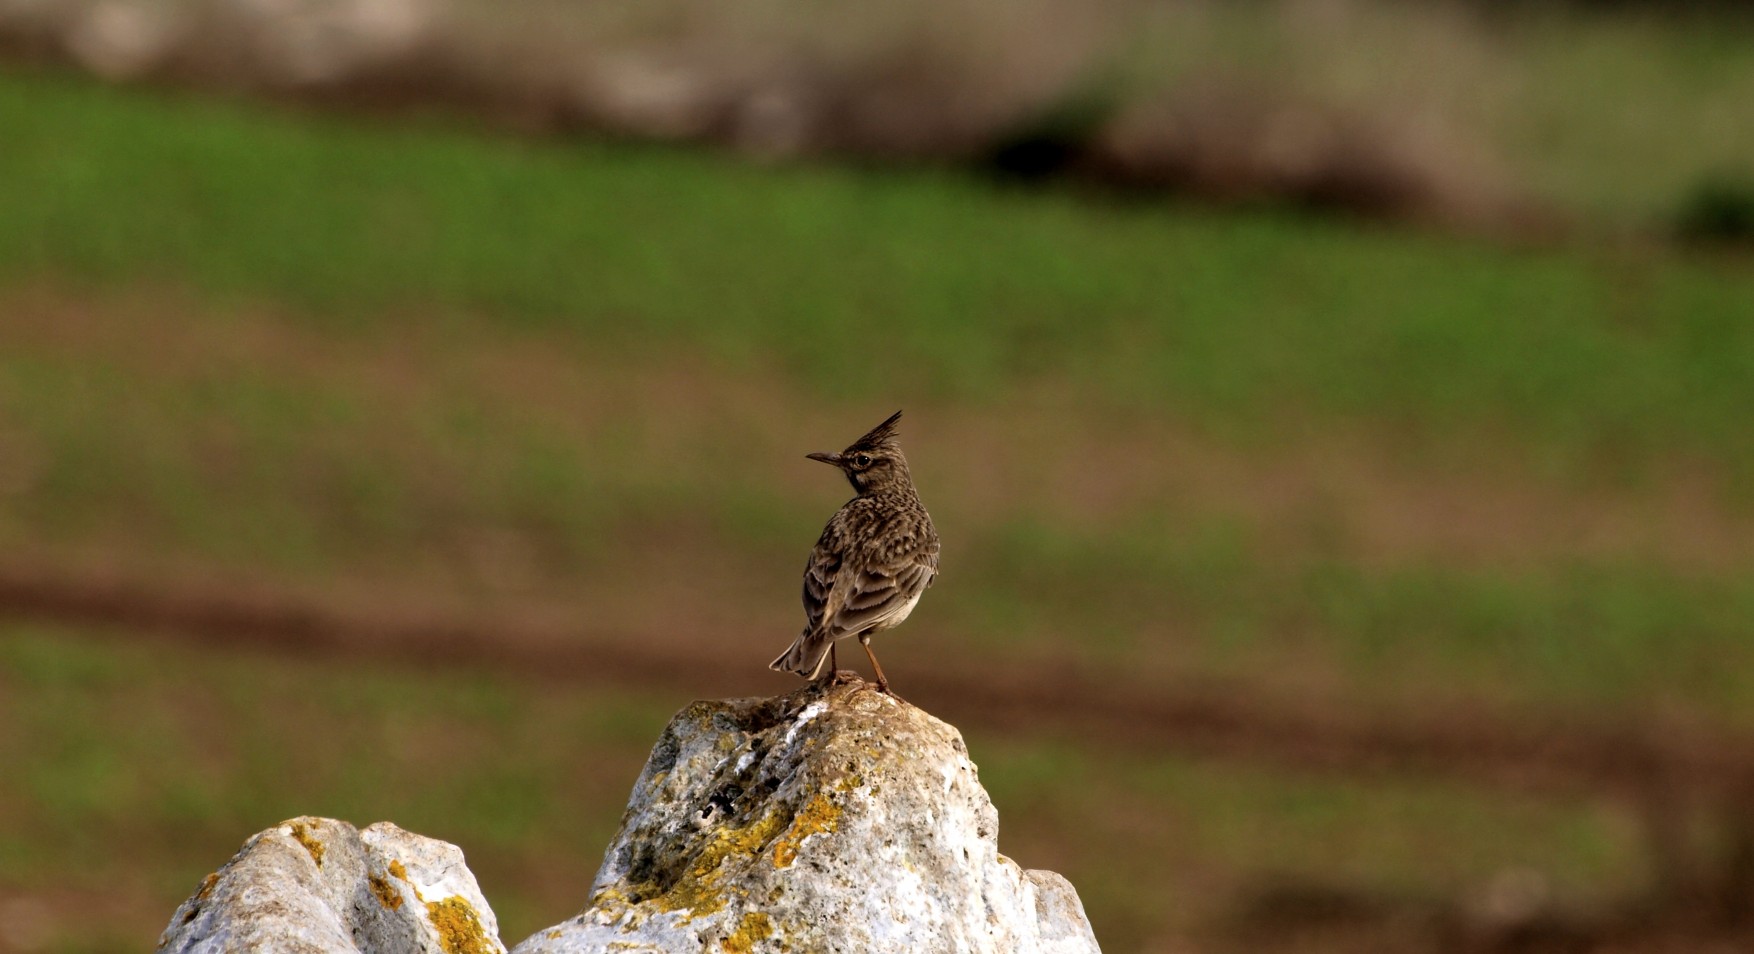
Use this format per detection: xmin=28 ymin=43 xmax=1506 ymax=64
xmin=0 ymin=624 xmax=1647 ymax=952
xmin=2 ymin=69 xmax=1753 ymax=484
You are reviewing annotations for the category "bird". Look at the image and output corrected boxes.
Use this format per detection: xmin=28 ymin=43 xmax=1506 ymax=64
xmin=769 ymin=410 xmax=939 ymax=695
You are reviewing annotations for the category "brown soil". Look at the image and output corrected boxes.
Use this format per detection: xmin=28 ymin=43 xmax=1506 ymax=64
xmin=0 ymin=884 xmax=172 ymax=954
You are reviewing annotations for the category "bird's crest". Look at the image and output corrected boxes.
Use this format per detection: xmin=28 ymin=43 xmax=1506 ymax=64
xmin=846 ymin=410 xmax=904 ymax=453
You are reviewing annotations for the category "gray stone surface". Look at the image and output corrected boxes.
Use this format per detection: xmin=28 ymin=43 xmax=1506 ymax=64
xmin=157 ymin=816 xmax=505 ymax=954
xmin=513 ymin=680 xmax=1102 ymax=954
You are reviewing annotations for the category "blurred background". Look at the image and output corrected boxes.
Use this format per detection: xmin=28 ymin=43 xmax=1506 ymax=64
xmin=2 ymin=0 xmax=1754 ymax=950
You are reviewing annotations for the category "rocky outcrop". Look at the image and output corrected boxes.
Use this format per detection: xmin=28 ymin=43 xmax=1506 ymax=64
xmin=0 ymin=1 xmax=1524 ymax=230
xmin=156 ymin=681 xmax=1101 ymax=953
xmin=517 ymin=680 xmax=1099 ymax=953
xmin=157 ymin=817 xmax=504 ymax=954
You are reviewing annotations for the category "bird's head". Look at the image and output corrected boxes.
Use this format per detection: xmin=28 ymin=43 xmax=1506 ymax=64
xmin=807 ymin=410 xmax=912 ymax=495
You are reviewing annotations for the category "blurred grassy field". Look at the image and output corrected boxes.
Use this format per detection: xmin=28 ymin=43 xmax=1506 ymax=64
xmin=5 ymin=66 xmax=1754 ymax=464
xmin=1 ymin=64 xmax=1752 ymax=952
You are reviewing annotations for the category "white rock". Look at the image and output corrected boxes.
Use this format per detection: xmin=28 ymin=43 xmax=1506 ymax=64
xmin=66 ymin=1 xmax=180 ymax=80
xmin=229 ymin=0 xmax=431 ymax=85
xmin=512 ymin=681 xmax=1101 ymax=954
xmin=156 ymin=683 xmax=1101 ymax=953
xmin=157 ymin=816 xmax=505 ymax=954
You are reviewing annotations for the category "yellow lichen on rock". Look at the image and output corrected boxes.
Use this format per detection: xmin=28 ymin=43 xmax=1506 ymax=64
xmin=722 ymin=911 xmax=774 ymax=953
xmin=370 ymin=873 xmax=404 ymax=910
xmin=287 ymin=822 xmax=325 ymax=867
xmin=648 ymin=810 xmax=787 ymax=919
xmin=586 ymin=884 xmax=631 ymax=909
xmin=389 ymin=859 xmax=409 ymax=881
xmin=772 ymin=792 xmax=842 ymax=869
xmin=426 ymin=896 xmax=494 ymax=954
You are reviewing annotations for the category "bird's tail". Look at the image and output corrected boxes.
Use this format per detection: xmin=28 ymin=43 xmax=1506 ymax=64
xmin=769 ymin=629 xmax=834 ymax=679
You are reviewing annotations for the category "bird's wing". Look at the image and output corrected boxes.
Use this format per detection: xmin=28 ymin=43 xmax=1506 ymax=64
xmin=822 ymin=541 xmax=936 ymax=640
xmin=920 ymin=531 xmax=940 ymax=583
xmin=801 ymin=520 xmax=843 ymax=634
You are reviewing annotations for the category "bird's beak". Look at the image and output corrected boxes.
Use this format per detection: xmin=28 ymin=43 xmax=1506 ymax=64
xmin=805 ymin=452 xmax=842 ymax=466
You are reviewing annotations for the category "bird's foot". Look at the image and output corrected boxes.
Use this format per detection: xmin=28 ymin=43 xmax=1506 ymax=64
xmin=827 ymin=669 xmax=865 ymax=687
xmin=872 ymin=680 xmax=905 ymax=703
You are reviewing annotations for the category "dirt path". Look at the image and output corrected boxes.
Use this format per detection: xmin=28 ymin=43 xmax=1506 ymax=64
xmin=5 ymin=561 xmax=1751 ymax=804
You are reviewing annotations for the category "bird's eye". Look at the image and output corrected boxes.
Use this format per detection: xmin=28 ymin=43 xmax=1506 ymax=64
xmin=855 ymin=454 xmax=873 ymax=467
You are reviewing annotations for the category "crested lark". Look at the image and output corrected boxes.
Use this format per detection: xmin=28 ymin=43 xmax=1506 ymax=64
xmin=769 ymin=410 xmax=939 ymax=694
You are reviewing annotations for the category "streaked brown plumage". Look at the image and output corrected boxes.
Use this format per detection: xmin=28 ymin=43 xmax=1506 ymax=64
xmin=769 ymin=410 xmax=939 ymax=694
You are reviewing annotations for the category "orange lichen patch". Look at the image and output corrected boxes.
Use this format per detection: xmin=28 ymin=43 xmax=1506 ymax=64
xmin=181 ymin=871 xmax=221 ymax=923
xmin=370 ymin=873 xmax=405 ymax=910
xmin=389 ymin=859 xmax=410 ymax=882
xmin=288 ymin=822 xmax=326 ymax=867
xmin=772 ymin=792 xmax=842 ymax=869
xmin=426 ymin=896 xmax=494 ymax=954
xmin=723 ymin=911 xmax=774 ymax=953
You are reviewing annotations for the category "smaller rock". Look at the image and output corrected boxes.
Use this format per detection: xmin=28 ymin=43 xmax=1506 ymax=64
xmin=158 ymin=816 xmax=505 ymax=954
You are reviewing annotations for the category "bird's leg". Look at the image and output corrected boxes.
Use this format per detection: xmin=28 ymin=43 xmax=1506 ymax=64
xmin=858 ymin=634 xmax=899 ymax=698
xmin=826 ymin=643 xmax=858 ymax=686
